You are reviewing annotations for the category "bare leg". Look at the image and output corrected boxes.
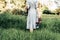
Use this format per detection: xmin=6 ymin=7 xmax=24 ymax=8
xmin=30 ymin=28 xmax=33 ymax=33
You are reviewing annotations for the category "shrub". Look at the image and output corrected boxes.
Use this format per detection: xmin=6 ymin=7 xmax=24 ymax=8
xmin=0 ymin=13 xmax=26 ymax=29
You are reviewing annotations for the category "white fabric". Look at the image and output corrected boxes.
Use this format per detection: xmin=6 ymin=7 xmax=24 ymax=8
xmin=26 ymin=0 xmax=38 ymax=29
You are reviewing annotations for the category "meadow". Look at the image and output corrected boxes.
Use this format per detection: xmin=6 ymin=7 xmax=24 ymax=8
xmin=0 ymin=12 xmax=60 ymax=40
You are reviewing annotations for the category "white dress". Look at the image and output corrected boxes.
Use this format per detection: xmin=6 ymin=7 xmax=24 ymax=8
xmin=26 ymin=0 xmax=38 ymax=29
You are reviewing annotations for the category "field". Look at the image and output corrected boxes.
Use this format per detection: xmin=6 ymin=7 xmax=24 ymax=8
xmin=0 ymin=13 xmax=60 ymax=40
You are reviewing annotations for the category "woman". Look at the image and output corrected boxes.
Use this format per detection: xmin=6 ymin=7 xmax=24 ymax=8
xmin=37 ymin=2 xmax=42 ymax=24
xmin=26 ymin=0 xmax=38 ymax=32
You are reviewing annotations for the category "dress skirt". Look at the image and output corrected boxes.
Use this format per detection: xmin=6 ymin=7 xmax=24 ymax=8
xmin=27 ymin=8 xmax=38 ymax=29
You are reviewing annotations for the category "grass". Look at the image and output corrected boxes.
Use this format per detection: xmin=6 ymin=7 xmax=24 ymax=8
xmin=0 ymin=13 xmax=60 ymax=40
xmin=0 ymin=28 xmax=58 ymax=40
xmin=41 ymin=14 xmax=60 ymax=33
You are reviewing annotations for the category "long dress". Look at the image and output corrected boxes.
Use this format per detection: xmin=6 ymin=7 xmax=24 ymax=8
xmin=26 ymin=0 xmax=38 ymax=29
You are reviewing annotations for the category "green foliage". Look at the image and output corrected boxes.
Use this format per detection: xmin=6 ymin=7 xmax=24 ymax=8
xmin=41 ymin=14 xmax=60 ymax=33
xmin=0 ymin=13 xmax=26 ymax=29
xmin=0 ymin=28 xmax=58 ymax=40
xmin=0 ymin=13 xmax=60 ymax=40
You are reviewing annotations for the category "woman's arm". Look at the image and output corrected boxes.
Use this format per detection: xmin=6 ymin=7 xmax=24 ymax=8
xmin=25 ymin=0 xmax=30 ymax=12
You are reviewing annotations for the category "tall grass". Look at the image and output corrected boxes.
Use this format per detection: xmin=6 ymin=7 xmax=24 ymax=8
xmin=0 ymin=28 xmax=58 ymax=40
xmin=0 ymin=13 xmax=26 ymax=29
xmin=0 ymin=13 xmax=60 ymax=40
xmin=41 ymin=14 xmax=60 ymax=33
